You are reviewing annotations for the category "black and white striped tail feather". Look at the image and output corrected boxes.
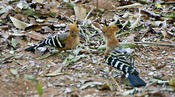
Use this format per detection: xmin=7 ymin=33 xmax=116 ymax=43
xmin=105 ymin=56 xmax=146 ymax=87
xmin=25 ymin=35 xmax=64 ymax=52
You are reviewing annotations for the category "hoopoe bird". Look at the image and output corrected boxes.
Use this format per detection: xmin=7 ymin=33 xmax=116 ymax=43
xmin=102 ymin=24 xmax=146 ymax=87
xmin=25 ymin=22 xmax=80 ymax=52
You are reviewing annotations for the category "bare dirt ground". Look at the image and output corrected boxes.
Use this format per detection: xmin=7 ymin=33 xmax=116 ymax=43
xmin=0 ymin=0 xmax=175 ymax=97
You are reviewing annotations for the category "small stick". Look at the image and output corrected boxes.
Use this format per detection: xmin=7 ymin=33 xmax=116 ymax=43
xmin=91 ymin=24 xmax=102 ymax=33
xmin=83 ymin=8 xmax=94 ymax=25
xmin=98 ymin=42 xmax=175 ymax=50
xmin=115 ymin=3 xmax=143 ymax=10
xmin=125 ymin=42 xmax=175 ymax=47
xmin=96 ymin=0 xmax=99 ymax=10
xmin=108 ymin=72 xmax=122 ymax=95
xmin=85 ymin=8 xmax=94 ymax=21
xmin=100 ymin=64 xmax=122 ymax=94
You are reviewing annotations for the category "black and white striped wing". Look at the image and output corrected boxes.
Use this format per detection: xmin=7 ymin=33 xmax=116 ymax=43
xmin=105 ymin=55 xmax=138 ymax=76
xmin=38 ymin=34 xmax=66 ymax=48
xmin=25 ymin=33 xmax=67 ymax=52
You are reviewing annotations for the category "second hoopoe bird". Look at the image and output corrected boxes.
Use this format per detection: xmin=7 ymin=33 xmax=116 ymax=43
xmin=102 ymin=24 xmax=146 ymax=87
xmin=25 ymin=22 xmax=80 ymax=52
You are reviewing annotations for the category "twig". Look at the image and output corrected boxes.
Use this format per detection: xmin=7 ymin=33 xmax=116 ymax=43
xmin=98 ymin=42 xmax=175 ymax=50
xmin=115 ymin=3 xmax=143 ymax=10
xmin=91 ymin=24 xmax=102 ymax=33
xmin=125 ymin=42 xmax=175 ymax=47
xmin=85 ymin=8 xmax=94 ymax=21
xmin=116 ymin=31 xmax=130 ymax=37
xmin=100 ymin=63 xmax=122 ymax=94
xmin=96 ymin=0 xmax=99 ymax=10
xmin=108 ymin=72 xmax=122 ymax=95
xmin=83 ymin=8 xmax=94 ymax=25
xmin=130 ymin=9 xmax=141 ymax=29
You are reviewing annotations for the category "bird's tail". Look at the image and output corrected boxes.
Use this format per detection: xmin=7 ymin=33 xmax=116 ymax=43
xmin=105 ymin=55 xmax=146 ymax=87
xmin=25 ymin=45 xmax=37 ymax=52
xmin=127 ymin=73 xmax=146 ymax=87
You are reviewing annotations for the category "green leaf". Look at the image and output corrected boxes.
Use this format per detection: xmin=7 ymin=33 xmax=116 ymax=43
xmin=36 ymin=81 xmax=43 ymax=96
xmin=155 ymin=3 xmax=161 ymax=8
xmin=24 ymin=75 xmax=43 ymax=96
xmin=66 ymin=0 xmax=75 ymax=7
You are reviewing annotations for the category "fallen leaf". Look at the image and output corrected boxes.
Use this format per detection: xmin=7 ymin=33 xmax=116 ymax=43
xmin=0 ymin=6 xmax=12 ymax=14
xmin=25 ymin=24 xmax=42 ymax=31
xmin=32 ymin=0 xmax=44 ymax=4
xmin=169 ymin=78 xmax=175 ymax=87
xmin=161 ymin=29 xmax=169 ymax=38
xmin=10 ymin=16 xmax=29 ymax=29
xmin=24 ymin=74 xmax=37 ymax=81
xmin=121 ymin=88 xmax=139 ymax=96
xmin=0 ymin=25 xmax=8 ymax=30
xmin=124 ymin=33 xmax=136 ymax=42
xmin=10 ymin=68 xmax=19 ymax=77
xmin=26 ymin=31 xmax=46 ymax=40
xmin=100 ymin=82 xmax=112 ymax=90
xmin=11 ymin=38 xmax=17 ymax=49
xmin=130 ymin=13 xmax=141 ymax=29
xmin=74 ymin=4 xmax=87 ymax=19
xmin=16 ymin=0 xmax=29 ymax=9
xmin=45 ymin=60 xmax=65 ymax=77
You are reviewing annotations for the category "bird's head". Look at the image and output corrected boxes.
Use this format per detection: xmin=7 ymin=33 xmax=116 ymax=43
xmin=102 ymin=24 xmax=119 ymax=39
xmin=68 ymin=21 xmax=80 ymax=36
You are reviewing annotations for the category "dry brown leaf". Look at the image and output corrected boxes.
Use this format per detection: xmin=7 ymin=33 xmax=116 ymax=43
xmin=161 ymin=29 xmax=170 ymax=38
xmin=74 ymin=4 xmax=87 ymax=19
xmin=14 ymin=14 xmax=28 ymax=21
xmin=26 ymin=31 xmax=47 ymax=40
xmin=25 ymin=24 xmax=42 ymax=31
xmin=125 ymin=32 xmax=138 ymax=42
xmin=0 ymin=25 xmax=8 ymax=30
